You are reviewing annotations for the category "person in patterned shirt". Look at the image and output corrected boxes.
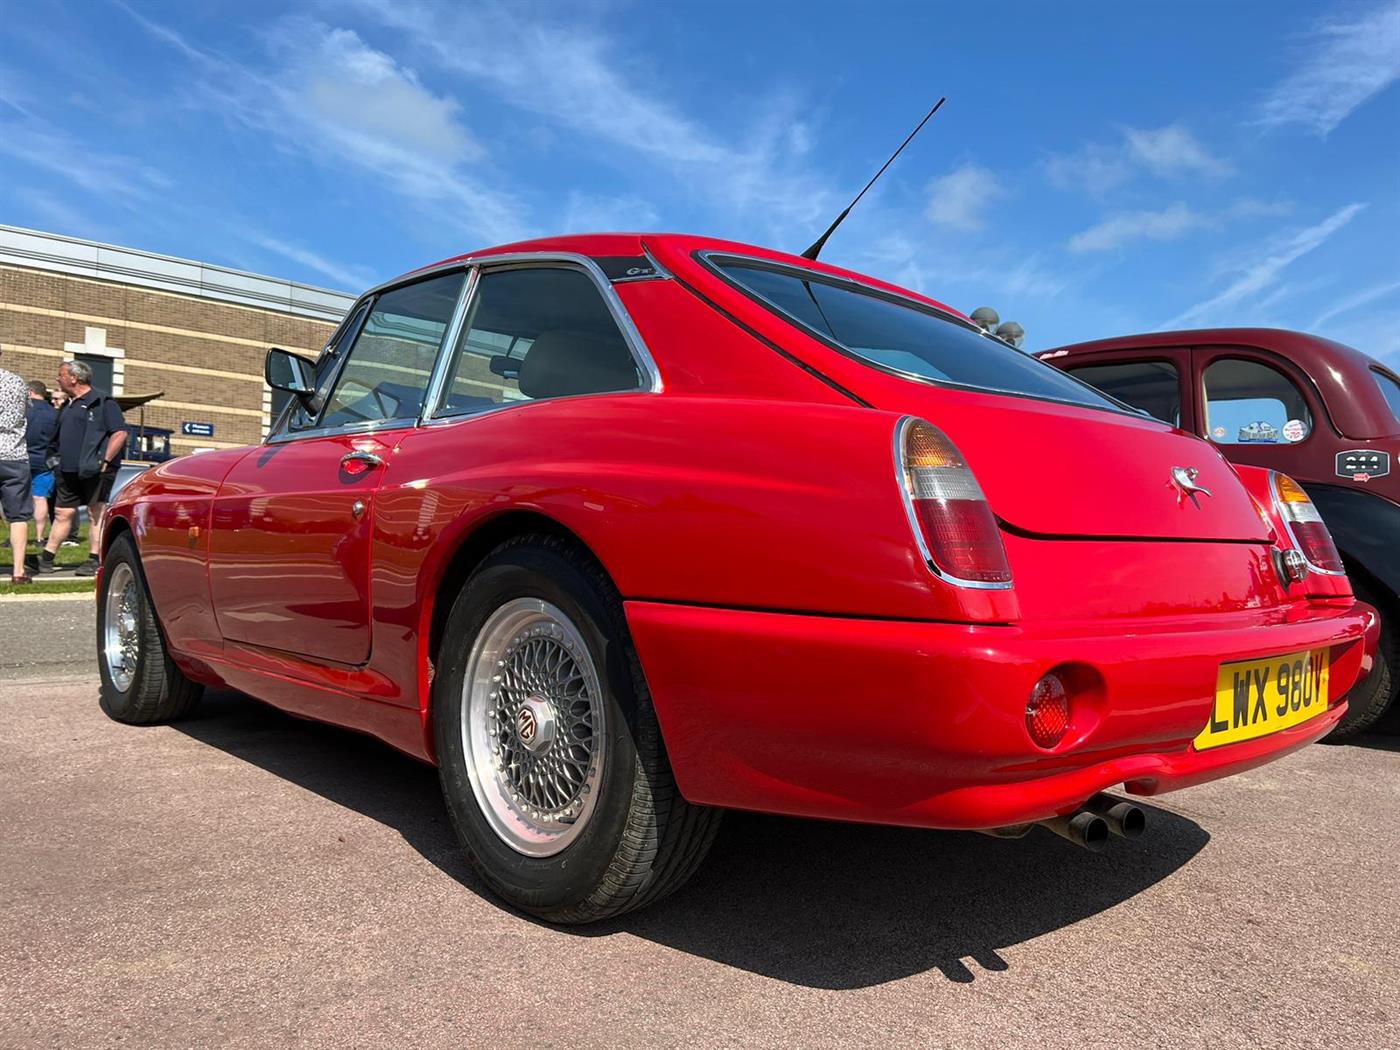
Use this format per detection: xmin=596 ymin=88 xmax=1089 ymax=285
xmin=0 ymin=342 xmax=34 ymax=584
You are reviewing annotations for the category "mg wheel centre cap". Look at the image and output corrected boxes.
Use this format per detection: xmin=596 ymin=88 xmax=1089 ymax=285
xmin=516 ymin=696 xmax=557 ymax=754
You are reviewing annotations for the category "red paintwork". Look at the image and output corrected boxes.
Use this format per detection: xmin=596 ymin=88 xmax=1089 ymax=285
xmin=106 ymin=235 xmax=1374 ymax=830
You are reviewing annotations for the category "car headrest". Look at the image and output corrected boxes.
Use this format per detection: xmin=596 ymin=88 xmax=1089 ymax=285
xmin=517 ymin=330 xmax=640 ymax=400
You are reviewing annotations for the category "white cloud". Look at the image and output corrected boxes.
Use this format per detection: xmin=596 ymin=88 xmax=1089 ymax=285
xmin=0 ymin=119 xmax=171 ymax=205
xmin=1044 ymin=141 xmax=1131 ymax=193
xmin=348 ymin=0 xmax=839 ymax=241
xmin=1068 ymin=197 xmax=1293 ymax=253
xmin=292 ymin=26 xmax=481 ymax=168
xmin=119 ymin=9 xmax=530 ymax=245
xmin=246 ymin=234 xmax=376 ymax=291
xmin=924 ymin=163 xmax=1006 ymax=231
xmin=1069 ymin=202 xmax=1210 ymax=252
xmin=1045 ymin=124 xmax=1229 ymax=192
xmin=1258 ymin=1 xmax=1400 ymax=135
xmin=560 ymin=191 xmax=660 ymax=232
xmin=1163 ymin=203 xmax=1367 ymax=328
xmin=1122 ymin=125 xmax=1232 ymax=178
xmin=1311 ymin=277 xmax=1400 ymax=329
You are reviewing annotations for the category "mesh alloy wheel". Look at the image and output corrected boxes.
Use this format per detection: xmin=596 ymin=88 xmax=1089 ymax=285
xmin=102 ymin=561 xmax=142 ymax=693
xmin=462 ymin=597 xmax=607 ymax=857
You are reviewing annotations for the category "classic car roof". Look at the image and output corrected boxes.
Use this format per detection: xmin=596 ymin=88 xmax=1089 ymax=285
xmin=400 ymin=233 xmax=968 ymax=323
xmin=1041 ymin=327 xmax=1400 ymax=440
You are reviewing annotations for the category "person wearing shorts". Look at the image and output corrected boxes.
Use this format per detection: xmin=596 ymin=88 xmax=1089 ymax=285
xmin=36 ymin=360 xmax=127 ymax=577
xmin=25 ymin=379 xmax=58 ymax=546
xmin=0 ymin=344 xmax=33 ymax=584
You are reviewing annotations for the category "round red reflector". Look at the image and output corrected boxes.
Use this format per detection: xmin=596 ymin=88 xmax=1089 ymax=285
xmin=1026 ymin=673 xmax=1070 ymax=749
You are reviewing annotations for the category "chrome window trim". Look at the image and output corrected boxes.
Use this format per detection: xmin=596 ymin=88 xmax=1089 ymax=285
xmin=266 ymin=295 xmax=377 ymax=441
xmin=420 ymin=267 xmax=480 ymax=422
xmin=264 ymin=250 xmax=663 ymax=446
xmin=1269 ymin=471 xmax=1347 ymax=577
xmin=421 ymin=251 xmax=663 ymax=426
xmin=893 ymin=415 xmax=1015 ymax=591
xmin=266 ymin=266 xmax=470 ymax=445
xmin=698 ymin=249 xmax=1137 ymax=418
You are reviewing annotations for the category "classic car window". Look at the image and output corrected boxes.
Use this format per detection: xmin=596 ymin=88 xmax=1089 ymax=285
xmin=1374 ymin=369 xmax=1400 ymax=425
xmin=432 ymin=267 xmax=641 ymax=416
xmin=1066 ymin=360 xmax=1181 ymax=426
xmin=714 ymin=260 xmax=1119 ymax=411
xmin=319 ymin=273 xmax=465 ymax=429
xmin=1202 ymin=357 xmax=1313 ymax=445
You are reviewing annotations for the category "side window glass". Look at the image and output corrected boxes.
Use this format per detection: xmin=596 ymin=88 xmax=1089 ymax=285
xmin=1066 ymin=360 xmax=1180 ymax=426
xmin=1203 ymin=358 xmax=1312 ymax=445
xmin=434 ymin=267 xmax=642 ymax=417
xmin=319 ymin=272 xmax=465 ymax=430
xmin=1374 ymin=369 xmax=1400 ymax=425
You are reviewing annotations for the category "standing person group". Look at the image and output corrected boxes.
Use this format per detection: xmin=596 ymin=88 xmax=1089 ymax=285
xmin=0 ymin=344 xmax=128 ymax=585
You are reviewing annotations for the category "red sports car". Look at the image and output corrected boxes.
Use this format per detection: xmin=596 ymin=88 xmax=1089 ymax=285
xmin=98 ymin=234 xmax=1377 ymax=922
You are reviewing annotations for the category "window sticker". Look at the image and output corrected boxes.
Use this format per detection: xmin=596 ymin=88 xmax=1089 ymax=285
xmin=1281 ymin=419 xmax=1309 ymax=443
xmin=1212 ymin=425 xmax=1227 ymax=440
xmin=1238 ymin=420 xmax=1279 ymax=443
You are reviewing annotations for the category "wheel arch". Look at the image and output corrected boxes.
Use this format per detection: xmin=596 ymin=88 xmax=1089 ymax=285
xmin=420 ymin=509 xmax=625 ymax=743
xmin=101 ymin=512 xmax=133 ymax=558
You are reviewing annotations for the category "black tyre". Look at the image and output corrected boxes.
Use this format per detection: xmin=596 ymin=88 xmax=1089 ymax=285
xmin=97 ymin=532 xmax=203 ymax=724
xmin=433 ymin=533 xmax=721 ymax=923
xmin=1326 ymin=578 xmax=1396 ymax=741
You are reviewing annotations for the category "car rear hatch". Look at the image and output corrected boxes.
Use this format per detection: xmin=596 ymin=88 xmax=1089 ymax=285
xmin=879 ymin=386 xmax=1272 ymax=542
xmin=675 ymin=247 xmax=1270 ymax=544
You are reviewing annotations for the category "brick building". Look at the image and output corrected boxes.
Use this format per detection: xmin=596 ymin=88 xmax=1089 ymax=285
xmin=0 ymin=225 xmax=356 ymax=453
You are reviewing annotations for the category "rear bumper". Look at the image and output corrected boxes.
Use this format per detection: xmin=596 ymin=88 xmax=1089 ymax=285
xmin=627 ymin=598 xmax=1375 ymax=830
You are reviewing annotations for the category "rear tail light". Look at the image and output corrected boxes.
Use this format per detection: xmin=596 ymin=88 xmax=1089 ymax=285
xmin=1271 ymin=472 xmax=1345 ymax=575
xmin=1026 ymin=673 xmax=1070 ymax=749
xmin=895 ymin=417 xmax=1012 ymax=587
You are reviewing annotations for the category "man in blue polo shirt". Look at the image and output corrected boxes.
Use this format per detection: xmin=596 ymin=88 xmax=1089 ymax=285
xmin=35 ymin=360 xmax=128 ymax=577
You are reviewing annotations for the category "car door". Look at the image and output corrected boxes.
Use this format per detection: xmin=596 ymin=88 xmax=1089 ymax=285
xmin=1193 ymin=347 xmax=1328 ymax=475
xmin=1060 ymin=348 xmax=1195 ymax=432
xmin=208 ymin=269 xmax=468 ymax=666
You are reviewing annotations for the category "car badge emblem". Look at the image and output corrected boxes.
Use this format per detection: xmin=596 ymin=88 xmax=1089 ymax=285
xmin=517 ymin=706 xmax=538 ymax=745
xmin=1171 ymin=466 xmax=1212 ymax=508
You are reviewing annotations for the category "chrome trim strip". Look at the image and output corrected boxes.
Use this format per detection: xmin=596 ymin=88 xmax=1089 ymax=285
xmin=893 ymin=415 xmax=1015 ymax=591
xmin=419 ymin=266 xmax=480 ymax=423
xmin=264 ymin=416 xmax=419 ymax=445
xmin=641 ymin=241 xmax=673 ymax=280
xmin=1269 ymin=471 xmax=1347 ymax=576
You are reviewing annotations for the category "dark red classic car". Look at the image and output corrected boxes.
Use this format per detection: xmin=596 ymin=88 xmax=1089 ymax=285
xmin=1041 ymin=329 xmax=1400 ymax=738
xmin=98 ymin=235 xmax=1376 ymax=922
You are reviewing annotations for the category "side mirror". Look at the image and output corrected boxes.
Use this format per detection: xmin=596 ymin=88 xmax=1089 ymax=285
xmin=265 ymin=347 xmax=315 ymax=394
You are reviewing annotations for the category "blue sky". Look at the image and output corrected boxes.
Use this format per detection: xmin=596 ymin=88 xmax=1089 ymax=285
xmin=2 ymin=0 xmax=1398 ymax=361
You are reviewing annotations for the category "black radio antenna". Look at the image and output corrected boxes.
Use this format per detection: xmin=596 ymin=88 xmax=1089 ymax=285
xmin=800 ymin=96 xmax=946 ymax=261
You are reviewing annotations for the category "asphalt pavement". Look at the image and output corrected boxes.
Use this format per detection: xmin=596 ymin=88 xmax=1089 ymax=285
xmin=1 ymin=597 xmax=1397 ymax=1049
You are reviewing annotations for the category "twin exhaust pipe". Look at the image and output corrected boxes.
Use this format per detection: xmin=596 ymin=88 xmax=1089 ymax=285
xmin=981 ymin=793 xmax=1147 ymax=852
xmin=1041 ymin=793 xmax=1146 ymax=851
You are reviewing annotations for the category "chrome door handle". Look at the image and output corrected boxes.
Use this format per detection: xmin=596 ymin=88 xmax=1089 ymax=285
xmin=341 ymin=450 xmax=384 ymax=469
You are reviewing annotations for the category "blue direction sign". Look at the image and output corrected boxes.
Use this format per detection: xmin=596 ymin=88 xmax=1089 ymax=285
xmin=181 ymin=421 xmax=215 ymax=437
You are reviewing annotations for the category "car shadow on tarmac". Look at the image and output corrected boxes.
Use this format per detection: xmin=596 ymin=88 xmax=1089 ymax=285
xmin=176 ymin=689 xmax=1210 ymax=990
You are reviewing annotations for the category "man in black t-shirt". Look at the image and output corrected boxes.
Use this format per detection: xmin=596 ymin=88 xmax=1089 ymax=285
xmin=36 ymin=360 xmax=128 ymax=576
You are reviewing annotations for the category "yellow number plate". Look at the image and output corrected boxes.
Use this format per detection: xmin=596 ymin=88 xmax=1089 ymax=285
xmin=1194 ymin=648 xmax=1330 ymax=751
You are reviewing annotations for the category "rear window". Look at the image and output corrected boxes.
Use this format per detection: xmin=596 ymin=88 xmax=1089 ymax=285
xmin=712 ymin=259 xmax=1119 ymax=411
xmin=1375 ymin=369 xmax=1400 ymax=424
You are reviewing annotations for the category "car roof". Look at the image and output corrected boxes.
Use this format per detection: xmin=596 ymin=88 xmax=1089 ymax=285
xmin=393 ymin=232 xmax=968 ymax=323
xmin=1040 ymin=327 xmax=1400 ymax=439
